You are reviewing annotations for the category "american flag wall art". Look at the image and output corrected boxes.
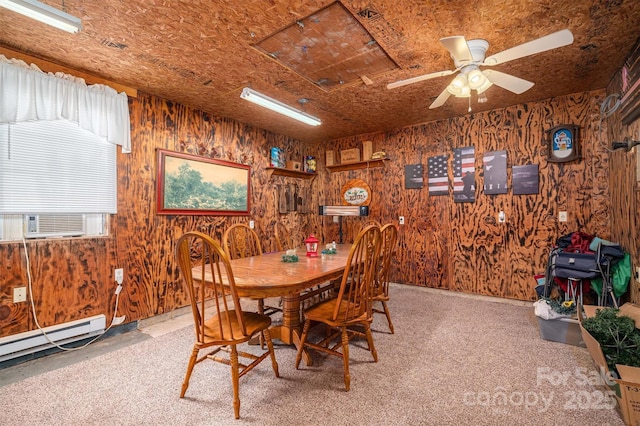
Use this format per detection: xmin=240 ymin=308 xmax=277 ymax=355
xmin=404 ymin=164 xmax=424 ymax=189
xmin=453 ymin=147 xmax=475 ymax=203
xmin=427 ymin=155 xmax=449 ymax=196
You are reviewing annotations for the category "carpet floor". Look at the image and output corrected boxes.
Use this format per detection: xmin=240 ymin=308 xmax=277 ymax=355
xmin=0 ymin=285 xmax=626 ymax=426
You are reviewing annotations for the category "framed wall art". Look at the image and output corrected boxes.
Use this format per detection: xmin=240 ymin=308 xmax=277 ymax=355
xmin=427 ymin=155 xmax=449 ymax=196
xmin=404 ymin=164 xmax=424 ymax=189
xmin=453 ymin=146 xmax=475 ymax=203
xmin=156 ymin=149 xmax=250 ymax=215
xmin=512 ymin=164 xmax=539 ymax=195
xmin=483 ymin=150 xmax=508 ymax=195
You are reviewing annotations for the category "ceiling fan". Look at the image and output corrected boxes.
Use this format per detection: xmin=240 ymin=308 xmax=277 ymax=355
xmin=387 ymin=29 xmax=574 ymax=109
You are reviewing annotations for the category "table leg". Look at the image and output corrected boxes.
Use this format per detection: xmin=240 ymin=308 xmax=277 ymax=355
xmin=248 ymin=293 xmax=312 ymax=365
xmin=250 ymin=293 xmax=301 ymax=344
xmin=274 ymin=293 xmax=310 ymax=365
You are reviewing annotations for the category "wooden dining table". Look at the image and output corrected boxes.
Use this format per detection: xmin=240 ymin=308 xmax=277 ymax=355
xmin=192 ymin=244 xmax=352 ymax=363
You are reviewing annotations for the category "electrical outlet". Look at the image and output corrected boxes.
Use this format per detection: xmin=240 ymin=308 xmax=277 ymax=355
xmin=13 ymin=287 xmax=27 ymax=303
xmin=636 ymin=266 xmax=640 ymax=283
xmin=399 ymin=216 xmax=405 ymax=225
xmin=498 ymin=211 xmax=505 ymax=223
xmin=114 ymin=268 xmax=124 ymax=285
xmin=558 ymin=211 xmax=567 ymax=222
xmin=333 ymin=216 xmax=339 ymax=223
xmin=249 ymin=220 xmax=255 ymax=229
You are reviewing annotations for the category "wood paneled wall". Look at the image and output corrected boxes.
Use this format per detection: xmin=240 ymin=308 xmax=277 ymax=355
xmin=2 ymin=86 xmax=637 ymax=340
xmin=0 ymin=92 xmax=322 ymax=337
xmin=319 ymin=90 xmax=613 ymax=301
xmin=607 ymin=39 xmax=640 ymax=304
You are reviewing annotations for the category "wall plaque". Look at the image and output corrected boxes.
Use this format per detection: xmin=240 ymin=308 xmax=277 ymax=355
xmin=341 ymin=179 xmax=371 ymax=206
xmin=545 ymin=124 xmax=580 ymax=163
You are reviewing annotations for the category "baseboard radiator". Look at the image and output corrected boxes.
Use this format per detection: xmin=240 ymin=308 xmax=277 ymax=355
xmin=0 ymin=314 xmax=106 ymax=362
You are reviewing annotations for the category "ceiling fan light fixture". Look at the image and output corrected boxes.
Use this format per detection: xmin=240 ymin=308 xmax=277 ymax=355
xmin=457 ymin=85 xmax=471 ymax=98
xmin=0 ymin=0 xmax=82 ymax=33
xmin=467 ymin=69 xmax=486 ymax=90
xmin=240 ymin=87 xmax=321 ymax=126
xmin=447 ymin=74 xmax=468 ymax=95
xmin=476 ymin=79 xmax=493 ymax=94
xmin=389 ymin=29 xmax=573 ymax=110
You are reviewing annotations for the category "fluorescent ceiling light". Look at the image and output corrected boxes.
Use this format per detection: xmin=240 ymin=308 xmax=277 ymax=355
xmin=0 ymin=0 xmax=82 ymax=33
xmin=240 ymin=87 xmax=321 ymax=126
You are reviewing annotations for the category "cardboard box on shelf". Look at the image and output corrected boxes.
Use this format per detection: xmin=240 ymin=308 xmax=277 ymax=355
xmin=579 ymin=303 xmax=640 ymax=426
xmin=286 ymin=161 xmax=301 ymax=171
xmin=326 ymin=150 xmax=335 ymax=166
xmin=341 ymin=148 xmax=360 ymax=164
xmin=362 ymin=141 xmax=373 ymax=160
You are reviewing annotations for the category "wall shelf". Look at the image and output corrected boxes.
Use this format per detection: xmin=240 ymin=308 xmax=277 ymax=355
xmin=266 ymin=167 xmax=316 ymax=180
xmin=326 ymin=158 xmax=389 ymax=173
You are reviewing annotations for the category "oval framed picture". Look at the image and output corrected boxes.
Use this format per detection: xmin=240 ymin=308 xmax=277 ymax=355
xmin=341 ymin=179 xmax=371 ymax=206
xmin=545 ymin=124 xmax=580 ymax=163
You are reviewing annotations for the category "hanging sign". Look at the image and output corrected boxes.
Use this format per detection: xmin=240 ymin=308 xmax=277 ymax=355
xmin=341 ymin=179 xmax=371 ymax=206
xmin=546 ymin=124 xmax=580 ymax=163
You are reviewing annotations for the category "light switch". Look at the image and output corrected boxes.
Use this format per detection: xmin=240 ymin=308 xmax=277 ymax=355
xmin=558 ymin=211 xmax=567 ymax=222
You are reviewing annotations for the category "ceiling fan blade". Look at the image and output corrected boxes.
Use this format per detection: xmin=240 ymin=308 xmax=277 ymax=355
xmin=440 ymin=36 xmax=473 ymax=63
xmin=429 ymin=86 xmax=452 ymax=109
xmin=483 ymin=29 xmax=573 ymax=66
xmin=483 ymin=70 xmax=534 ymax=94
xmin=387 ymin=69 xmax=457 ymax=89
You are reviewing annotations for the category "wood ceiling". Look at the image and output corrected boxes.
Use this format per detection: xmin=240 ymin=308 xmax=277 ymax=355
xmin=1 ymin=0 xmax=640 ymax=143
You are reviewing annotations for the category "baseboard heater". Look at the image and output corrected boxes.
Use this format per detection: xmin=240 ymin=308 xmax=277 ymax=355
xmin=0 ymin=314 xmax=106 ymax=362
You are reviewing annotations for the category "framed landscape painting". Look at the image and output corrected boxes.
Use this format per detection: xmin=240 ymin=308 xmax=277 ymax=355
xmin=156 ymin=149 xmax=250 ymax=215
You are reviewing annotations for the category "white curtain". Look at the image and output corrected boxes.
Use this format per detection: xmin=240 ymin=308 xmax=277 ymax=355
xmin=0 ymin=54 xmax=131 ymax=153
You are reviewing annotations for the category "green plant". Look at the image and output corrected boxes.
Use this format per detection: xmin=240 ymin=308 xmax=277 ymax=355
xmin=582 ymin=307 xmax=640 ymax=376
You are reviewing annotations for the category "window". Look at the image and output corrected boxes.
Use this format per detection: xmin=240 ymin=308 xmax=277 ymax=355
xmin=0 ymin=120 xmax=116 ymax=241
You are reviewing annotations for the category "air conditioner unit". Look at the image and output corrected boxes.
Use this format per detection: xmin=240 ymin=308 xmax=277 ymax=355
xmin=24 ymin=214 xmax=86 ymax=238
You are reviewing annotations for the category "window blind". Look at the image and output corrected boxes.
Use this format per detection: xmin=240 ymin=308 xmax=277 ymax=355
xmin=0 ymin=120 xmax=117 ymax=214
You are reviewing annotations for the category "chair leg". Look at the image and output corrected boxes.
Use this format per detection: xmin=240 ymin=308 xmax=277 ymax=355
xmin=364 ymin=323 xmax=378 ymax=362
xmin=257 ymin=299 xmax=265 ymax=349
xmin=381 ymin=301 xmax=394 ymax=334
xmin=180 ymin=346 xmax=199 ymax=398
xmin=295 ymin=319 xmax=311 ymax=369
xmin=262 ymin=328 xmax=279 ymax=377
xmin=341 ymin=326 xmax=350 ymax=391
xmin=230 ymin=345 xmax=240 ymax=419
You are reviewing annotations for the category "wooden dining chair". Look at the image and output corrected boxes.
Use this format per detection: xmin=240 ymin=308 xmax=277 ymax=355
xmin=275 ymin=221 xmax=329 ymax=308
xmin=373 ymin=223 xmax=398 ymax=333
xmin=175 ymin=231 xmax=279 ymax=419
xmin=295 ymin=225 xmax=382 ymax=391
xmin=223 ymin=223 xmax=263 ymax=260
xmin=223 ymin=223 xmax=280 ymax=319
xmin=363 ymin=219 xmax=382 ymax=228
xmin=274 ymin=222 xmax=294 ymax=252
